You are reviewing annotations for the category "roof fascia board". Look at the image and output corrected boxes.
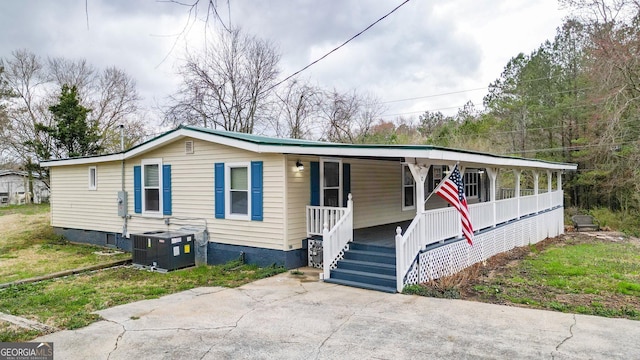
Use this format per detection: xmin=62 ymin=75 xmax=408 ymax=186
xmin=41 ymin=153 xmax=123 ymax=167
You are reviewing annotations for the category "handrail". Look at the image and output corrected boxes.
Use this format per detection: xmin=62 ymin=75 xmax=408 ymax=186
xmin=306 ymin=205 xmax=347 ymax=236
xmin=322 ymin=194 xmax=353 ymax=280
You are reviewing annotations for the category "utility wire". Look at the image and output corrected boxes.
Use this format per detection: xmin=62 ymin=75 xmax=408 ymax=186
xmin=381 ymin=87 xmax=596 ymax=118
xmin=380 ymin=74 xmax=570 ymax=105
xmin=263 ymin=0 xmax=412 ymax=94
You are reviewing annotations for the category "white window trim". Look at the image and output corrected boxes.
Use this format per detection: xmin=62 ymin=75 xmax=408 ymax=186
xmin=88 ymin=166 xmax=97 ymax=190
xmin=320 ymin=158 xmax=342 ymax=207
xmin=141 ymin=158 xmax=163 ymax=217
xmin=225 ymin=162 xmax=251 ymax=220
xmin=402 ymin=164 xmax=416 ymax=211
xmin=464 ymin=170 xmax=479 ymax=199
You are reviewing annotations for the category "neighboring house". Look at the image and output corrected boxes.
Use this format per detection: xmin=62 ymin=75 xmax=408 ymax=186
xmin=0 ymin=170 xmax=50 ymax=206
xmin=42 ymin=126 xmax=576 ymax=292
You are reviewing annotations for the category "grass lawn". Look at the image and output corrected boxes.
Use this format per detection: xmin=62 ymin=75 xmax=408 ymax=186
xmin=405 ymin=233 xmax=640 ymax=320
xmin=0 ymin=204 xmax=130 ymax=283
xmin=0 ymin=203 xmax=286 ymax=342
xmin=0 ymin=262 xmax=284 ymax=342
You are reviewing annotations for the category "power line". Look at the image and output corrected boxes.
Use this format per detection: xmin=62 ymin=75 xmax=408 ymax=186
xmin=263 ymin=0 xmax=412 ymax=94
xmin=379 ymin=74 xmax=571 ymax=105
xmin=380 ymin=86 xmax=596 ymax=118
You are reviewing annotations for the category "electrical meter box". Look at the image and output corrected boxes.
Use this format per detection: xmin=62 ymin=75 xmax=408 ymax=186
xmin=117 ymin=191 xmax=128 ymax=217
xmin=132 ymin=230 xmax=195 ymax=271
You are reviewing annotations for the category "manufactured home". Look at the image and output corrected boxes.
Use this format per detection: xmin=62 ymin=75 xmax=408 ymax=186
xmin=42 ymin=126 xmax=576 ymax=292
xmin=0 ymin=170 xmax=49 ymax=205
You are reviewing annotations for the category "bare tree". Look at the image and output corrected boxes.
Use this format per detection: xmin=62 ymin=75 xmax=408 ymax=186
xmin=319 ymin=89 xmax=384 ymax=143
xmin=271 ymin=79 xmax=322 ymax=139
xmin=165 ymin=28 xmax=280 ymax=133
xmin=0 ymin=49 xmax=145 ymax=165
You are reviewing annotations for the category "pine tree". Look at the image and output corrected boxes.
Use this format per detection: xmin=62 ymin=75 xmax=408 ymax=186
xmin=39 ymin=84 xmax=101 ymax=158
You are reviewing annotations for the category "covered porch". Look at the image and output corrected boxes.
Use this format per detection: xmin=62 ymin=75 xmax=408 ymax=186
xmin=303 ymin=156 xmax=573 ymax=292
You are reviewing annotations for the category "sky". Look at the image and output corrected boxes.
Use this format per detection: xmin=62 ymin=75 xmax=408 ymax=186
xmin=0 ymin=0 xmax=569 ymax=127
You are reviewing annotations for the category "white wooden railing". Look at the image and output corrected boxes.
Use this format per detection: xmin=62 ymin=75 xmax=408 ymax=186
xmin=395 ymin=189 xmax=565 ymax=292
xmin=306 ymin=205 xmax=348 ymax=236
xmin=322 ymin=194 xmax=354 ymax=280
xmin=552 ymin=190 xmax=563 ymax=207
xmin=496 ymin=198 xmax=518 ymax=224
xmin=469 ymin=202 xmax=494 ymax=231
xmin=538 ymin=192 xmax=551 ymax=211
xmin=520 ymin=195 xmax=538 ymax=216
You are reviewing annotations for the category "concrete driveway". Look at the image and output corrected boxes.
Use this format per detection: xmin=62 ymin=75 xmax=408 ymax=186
xmin=38 ymin=268 xmax=640 ymax=359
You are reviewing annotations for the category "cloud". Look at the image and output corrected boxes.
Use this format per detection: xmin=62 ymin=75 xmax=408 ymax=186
xmin=0 ymin=0 xmax=567 ymax=123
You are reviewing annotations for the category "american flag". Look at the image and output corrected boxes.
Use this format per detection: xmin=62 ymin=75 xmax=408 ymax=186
xmin=435 ymin=165 xmax=474 ymax=245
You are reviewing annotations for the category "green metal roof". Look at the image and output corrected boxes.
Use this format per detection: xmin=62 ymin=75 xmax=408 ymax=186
xmin=41 ymin=125 xmax=577 ymax=169
xmin=181 ymin=126 xmax=574 ymax=167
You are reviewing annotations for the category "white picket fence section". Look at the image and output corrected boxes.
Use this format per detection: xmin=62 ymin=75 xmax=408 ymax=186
xmin=403 ymin=207 xmax=564 ymax=286
xmin=321 ymin=194 xmax=354 ymax=280
xmin=395 ymin=190 xmax=564 ymax=292
xmin=306 ymin=205 xmax=348 ymax=236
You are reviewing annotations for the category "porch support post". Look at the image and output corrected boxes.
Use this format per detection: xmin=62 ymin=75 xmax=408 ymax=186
xmin=486 ymin=168 xmax=498 ymax=227
xmin=533 ymin=171 xmax=539 ymax=213
xmin=406 ymin=161 xmax=430 ymax=214
xmin=557 ymin=171 xmax=562 ymax=191
xmin=514 ymin=169 xmax=522 ymax=219
xmin=547 ymin=170 xmax=552 ymax=209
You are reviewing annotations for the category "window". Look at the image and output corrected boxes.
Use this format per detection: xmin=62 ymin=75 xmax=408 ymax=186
xmin=88 ymin=166 xmax=97 ymax=190
xmin=402 ymin=165 xmax=415 ymax=210
xmin=432 ymin=165 xmax=443 ymax=192
xmin=225 ymin=163 xmax=251 ymax=219
xmin=464 ymin=171 xmax=479 ymax=198
xmin=321 ymin=159 xmax=341 ymax=207
xmin=142 ymin=159 xmax=162 ymax=214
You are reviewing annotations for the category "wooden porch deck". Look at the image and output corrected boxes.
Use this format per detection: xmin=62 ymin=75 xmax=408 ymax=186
xmin=352 ymin=220 xmax=412 ymax=248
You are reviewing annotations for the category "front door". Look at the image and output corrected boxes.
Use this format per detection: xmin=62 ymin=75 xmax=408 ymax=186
xmin=321 ymin=159 xmax=342 ymax=207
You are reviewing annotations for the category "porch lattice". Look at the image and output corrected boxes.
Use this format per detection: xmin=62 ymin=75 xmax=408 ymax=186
xmin=403 ymin=208 xmax=563 ymax=286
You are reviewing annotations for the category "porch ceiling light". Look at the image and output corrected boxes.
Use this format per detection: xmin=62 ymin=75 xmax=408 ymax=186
xmin=296 ymin=160 xmax=304 ymax=172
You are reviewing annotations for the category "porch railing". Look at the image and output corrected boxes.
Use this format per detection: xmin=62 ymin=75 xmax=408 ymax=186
xmin=396 ymin=189 xmax=565 ymax=292
xmin=495 ymin=198 xmax=518 ymax=224
xmin=538 ymin=192 xmax=551 ymax=211
xmin=520 ymin=195 xmax=538 ymax=216
xmin=306 ymin=205 xmax=348 ymax=236
xmin=322 ymin=194 xmax=353 ymax=280
xmin=469 ymin=201 xmax=494 ymax=231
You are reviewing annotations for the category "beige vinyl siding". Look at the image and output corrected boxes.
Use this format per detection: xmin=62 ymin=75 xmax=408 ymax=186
xmin=50 ymin=137 xmax=288 ymax=251
xmin=50 ymin=162 xmax=123 ymax=233
xmin=350 ymin=158 xmax=415 ymax=229
xmin=285 ymin=155 xmax=315 ymax=250
xmin=285 ymin=157 xmax=416 ymax=248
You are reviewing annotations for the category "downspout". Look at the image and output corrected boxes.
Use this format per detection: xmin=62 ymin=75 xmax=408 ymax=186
xmin=120 ymin=124 xmax=128 ymax=240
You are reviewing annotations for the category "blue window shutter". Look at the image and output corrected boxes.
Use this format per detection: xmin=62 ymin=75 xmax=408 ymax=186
xmin=133 ymin=166 xmax=142 ymax=213
xmin=214 ymin=163 xmax=225 ymax=219
xmin=162 ymin=164 xmax=172 ymax=215
xmin=310 ymin=161 xmax=320 ymax=206
xmin=251 ymin=161 xmax=263 ymax=221
xmin=342 ymin=163 xmax=351 ymax=207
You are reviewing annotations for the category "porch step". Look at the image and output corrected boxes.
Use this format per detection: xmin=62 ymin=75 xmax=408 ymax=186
xmin=349 ymin=242 xmax=396 ymax=255
xmin=343 ymin=250 xmax=396 ymax=265
xmin=324 ymin=278 xmax=396 ymax=294
xmin=325 ymin=242 xmax=397 ymax=293
xmin=337 ymin=259 xmax=396 ymax=276
xmin=330 ymin=268 xmax=396 ymax=289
